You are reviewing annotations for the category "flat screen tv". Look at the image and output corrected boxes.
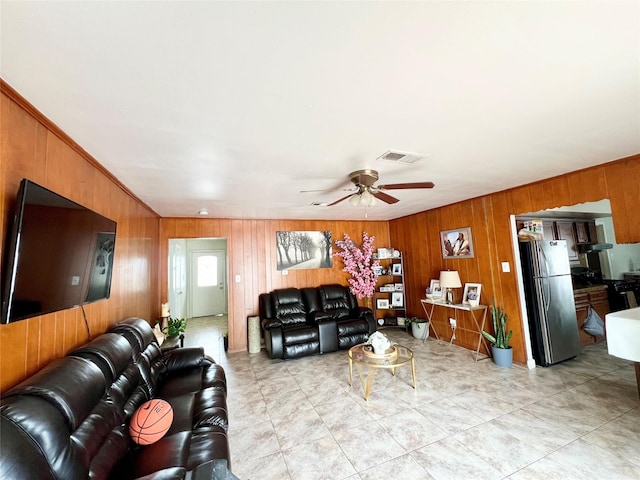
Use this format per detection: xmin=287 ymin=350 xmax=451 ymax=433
xmin=1 ymin=179 xmax=117 ymax=323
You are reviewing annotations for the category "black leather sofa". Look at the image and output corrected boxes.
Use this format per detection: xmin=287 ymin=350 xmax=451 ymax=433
xmin=259 ymin=284 xmax=376 ymax=359
xmin=0 ymin=317 xmax=236 ymax=480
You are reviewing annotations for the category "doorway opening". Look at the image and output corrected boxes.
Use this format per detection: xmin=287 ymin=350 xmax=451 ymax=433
xmin=168 ymin=238 xmax=228 ymax=355
xmin=511 ymin=199 xmax=640 ymax=368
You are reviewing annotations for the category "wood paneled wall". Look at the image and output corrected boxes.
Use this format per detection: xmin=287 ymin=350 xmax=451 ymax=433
xmin=390 ymin=153 xmax=640 ymax=364
xmin=2 ymin=78 xmax=638 ymax=389
xmin=0 ymin=82 xmax=160 ymax=392
xmin=160 ymin=219 xmax=389 ymax=351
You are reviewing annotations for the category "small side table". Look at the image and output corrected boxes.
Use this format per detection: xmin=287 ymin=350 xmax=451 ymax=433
xmin=420 ymin=299 xmax=491 ymax=362
xmin=160 ymin=334 xmax=184 ymax=352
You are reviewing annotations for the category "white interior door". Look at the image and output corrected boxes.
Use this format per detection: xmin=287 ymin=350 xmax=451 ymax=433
xmin=168 ymin=240 xmax=187 ymax=319
xmin=190 ymin=250 xmax=226 ymax=317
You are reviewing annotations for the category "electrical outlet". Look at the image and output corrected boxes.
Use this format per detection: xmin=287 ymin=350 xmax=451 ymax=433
xmin=449 ymin=317 xmax=456 ymax=328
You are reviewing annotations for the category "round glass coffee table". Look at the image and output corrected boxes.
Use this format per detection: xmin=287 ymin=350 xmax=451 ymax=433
xmin=348 ymin=343 xmax=416 ymax=400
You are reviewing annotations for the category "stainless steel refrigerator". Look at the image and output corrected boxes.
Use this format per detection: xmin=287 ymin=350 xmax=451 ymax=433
xmin=519 ymin=239 xmax=581 ymax=366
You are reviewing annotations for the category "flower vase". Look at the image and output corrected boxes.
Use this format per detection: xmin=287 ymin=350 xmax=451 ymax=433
xmin=365 ymin=297 xmax=373 ymax=309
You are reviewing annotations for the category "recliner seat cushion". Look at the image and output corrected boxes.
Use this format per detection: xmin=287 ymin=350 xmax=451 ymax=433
xmin=282 ymin=325 xmax=319 ymax=345
xmin=337 ymin=319 xmax=369 ymax=336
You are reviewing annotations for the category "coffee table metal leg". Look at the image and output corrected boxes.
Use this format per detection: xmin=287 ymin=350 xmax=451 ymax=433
xmin=411 ymin=358 xmax=417 ymax=389
xmin=349 ymin=356 xmax=353 ymax=387
xmin=352 ymin=363 xmax=376 ymax=401
xmin=364 ymin=366 xmax=376 ymax=400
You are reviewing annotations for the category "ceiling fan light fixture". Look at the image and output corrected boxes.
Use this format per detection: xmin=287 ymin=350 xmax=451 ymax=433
xmin=360 ymin=189 xmax=375 ymax=206
xmin=349 ymin=193 xmax=362 ymax=206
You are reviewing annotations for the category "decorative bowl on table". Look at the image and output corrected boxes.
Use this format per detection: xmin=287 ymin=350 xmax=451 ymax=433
xmin=363 ymin=345 xmax=398 ymax=361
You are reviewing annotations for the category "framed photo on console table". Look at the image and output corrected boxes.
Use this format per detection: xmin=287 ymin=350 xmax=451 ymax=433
xmin=462 ymin=283 xmax=482 ymax=306
xmin=428 ymin=279 xmax=443 ymax=301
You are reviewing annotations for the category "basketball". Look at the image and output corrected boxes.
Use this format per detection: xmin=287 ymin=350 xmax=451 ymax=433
xmin=129 ymin=399 xmax=173 ymax=445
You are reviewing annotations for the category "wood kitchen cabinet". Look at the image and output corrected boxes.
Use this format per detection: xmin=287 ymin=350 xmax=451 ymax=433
xmin=587 ymin=222 xmax=598 ymax=243
xmin=574 ymin=222 xmax=589 ymax=243
xmin=574 ymin=220 xmax=598 ymax=244
xmin=555 ymin=221 xmax=579 ymax=262
xmin=574 ymin=288 xmax=609 ymax=346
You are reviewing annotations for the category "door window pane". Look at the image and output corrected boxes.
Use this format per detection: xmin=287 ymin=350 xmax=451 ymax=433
xmin=197 ymin=255 xmax=217 ymax=287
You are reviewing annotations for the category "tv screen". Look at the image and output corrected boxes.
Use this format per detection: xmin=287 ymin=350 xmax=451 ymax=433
xmin=1 ymin=179 xmax=117 ymax=323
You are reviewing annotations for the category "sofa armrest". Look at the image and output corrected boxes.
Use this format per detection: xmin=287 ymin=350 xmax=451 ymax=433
xmin=261 ymin=317 xmax=282 ymax=329
xmin=163 ymin=347 xmax=213 ymax=372
xmin=191 ymin=459 xmax=240 ymax=480
xmin=310 ymin=311 xmax=332 ymax=323
xmin=358 ymin=308 xmax=376 ymax=334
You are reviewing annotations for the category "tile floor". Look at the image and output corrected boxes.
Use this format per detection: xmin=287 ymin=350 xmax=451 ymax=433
xmin=183 ymin=316 xmax=640 ymax=480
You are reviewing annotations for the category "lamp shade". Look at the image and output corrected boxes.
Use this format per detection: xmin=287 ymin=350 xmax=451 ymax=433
xmin=360 ymin=189 xmax=375 ymax=206
xmin=439 ymin=270 xmax=461 ymax=289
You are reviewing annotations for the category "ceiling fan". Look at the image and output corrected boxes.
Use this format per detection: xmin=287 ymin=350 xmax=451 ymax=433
xmin=306 ymin=169 xmax=434 ymax=206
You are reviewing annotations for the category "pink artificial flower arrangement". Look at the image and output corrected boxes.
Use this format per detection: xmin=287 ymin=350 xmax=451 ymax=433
xmin=333 ymin=232 xmax=380 ymax=299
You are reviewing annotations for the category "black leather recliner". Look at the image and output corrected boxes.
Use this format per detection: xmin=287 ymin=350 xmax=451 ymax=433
xmin=259 ymin=284 xmax=375 ymax=360
xmin=317 ymin=284 xmax=376 ymax=349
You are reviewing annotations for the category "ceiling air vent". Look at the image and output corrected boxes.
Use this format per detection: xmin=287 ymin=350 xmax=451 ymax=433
xmin=377 ymin=150 xmax=426 ymax=165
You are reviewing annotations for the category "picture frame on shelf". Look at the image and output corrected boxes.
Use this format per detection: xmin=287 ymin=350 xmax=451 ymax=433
xmin=391 ymin=292 xmax=404 ymax=308
xmin=376 ymin=298 xmax=389 ymax=309
xmin=394 ymin=283 xmax=403 ymax=291
xmin=397 ymin=316 xmax=406 ymax=326
xmin=380 ymin=284 xmax=395 ymax=292
xmin=377 ymin=248 xmax=392 ymax=259
xmin=462 ymin=283 xmax=482 ymax=306
xmin=441 ymin=227 xmax=474 ymax=259
xmin=373 ymin=265 xmax=383 ymax=276
xmin=391 ymin=263 xmax=402 ymax=275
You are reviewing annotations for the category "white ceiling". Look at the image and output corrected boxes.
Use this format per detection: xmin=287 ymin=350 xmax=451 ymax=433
xmin=2 ymin=1 xmax=639 ymax=221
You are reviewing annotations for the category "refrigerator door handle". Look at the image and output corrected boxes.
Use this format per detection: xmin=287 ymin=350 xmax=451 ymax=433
xmin=542 ymin=277 xmax=551 ymax=312
xmin=539 ymin=244 xmax=550 ymax=278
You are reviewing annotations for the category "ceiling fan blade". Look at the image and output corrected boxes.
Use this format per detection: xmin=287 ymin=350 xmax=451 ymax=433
xmin=372 ymin=191 xmax=399 ymax=204
xmin=328 ymin=194 xmax=354 ymax=206
xmin=300 ymin=187 xmax=354 ymax=193
xmin=378 ymin=182 xmax=435 ymax=190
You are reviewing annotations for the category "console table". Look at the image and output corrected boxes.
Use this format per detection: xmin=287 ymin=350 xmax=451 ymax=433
xmin=420 ymin=299 xmax=491 ymax=361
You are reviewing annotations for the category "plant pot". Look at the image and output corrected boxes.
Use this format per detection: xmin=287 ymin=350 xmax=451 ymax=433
xmin=491 ymin=345 xmax=513 ymax=368
xmin=411 ymin=322 xmax=429 ymax=340
xmin=223 ymin=337 xmax=229 ymax=352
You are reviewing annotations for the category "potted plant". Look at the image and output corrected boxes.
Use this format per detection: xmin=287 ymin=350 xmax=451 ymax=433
xmin=482 ymin=304 xmax=513 ymax=367
xmin=405 ymin=317 xmax=429 ymax=339
xmin=163 ymin=317 xmax=187 ymax=339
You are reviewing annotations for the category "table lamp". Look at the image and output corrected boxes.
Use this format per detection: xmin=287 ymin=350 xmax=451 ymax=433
xmin=439 ymin=270 xmax=462 ymax=304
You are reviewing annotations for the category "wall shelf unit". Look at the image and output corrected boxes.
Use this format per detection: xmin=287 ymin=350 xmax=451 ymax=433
xmin=373 ymin=249 xmax=405 ymax=328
